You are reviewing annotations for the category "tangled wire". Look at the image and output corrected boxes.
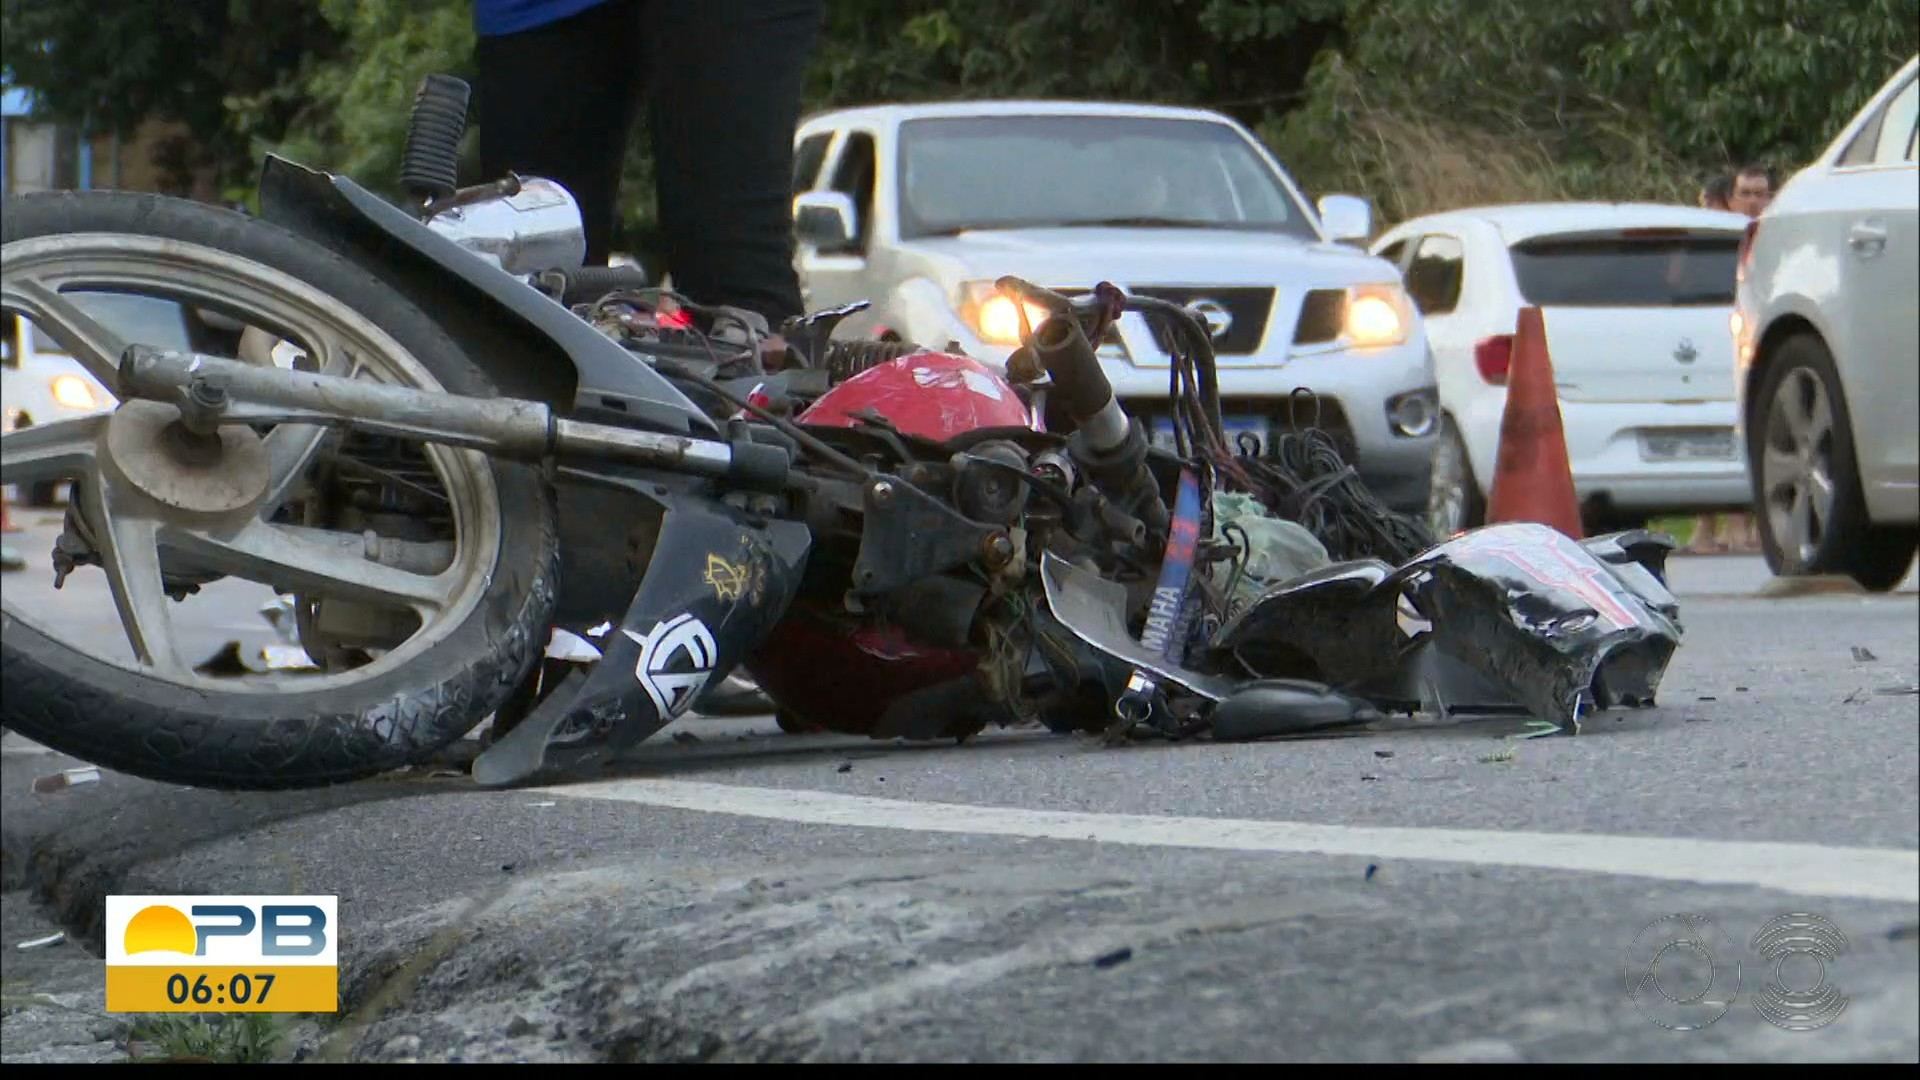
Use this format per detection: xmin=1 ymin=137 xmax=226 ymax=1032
xmin=1132 ymin=298 xmax=1437 ymax=566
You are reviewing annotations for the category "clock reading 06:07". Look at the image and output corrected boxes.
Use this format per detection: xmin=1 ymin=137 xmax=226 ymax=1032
xmin=165 ymin=972 xmax=276 ymax=1006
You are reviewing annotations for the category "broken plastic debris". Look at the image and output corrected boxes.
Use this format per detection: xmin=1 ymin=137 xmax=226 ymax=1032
xmin=1851 ymin=646 xmax=1878 ymax=662
xmin=260 ymin=593 xmax=300 ymax=642
xmin=15 ymin=931 xmax=65 ymax=950
xmin=1877 ymin=684 xmax=1919 ymax=697
xmin=546 ymin=627 xmax=603 ymax=663
xmin=526 ymin=801 xmax=557 ymax=808
xmin=194 ymin=639 xmax=319 ymax=676
xmin=586 ymin=620 xmax=613 ymax=638
xmin=261 ymin=643 xmax=320 ymax=671
xmin=32 ymin=766 xmax=100 ymax=793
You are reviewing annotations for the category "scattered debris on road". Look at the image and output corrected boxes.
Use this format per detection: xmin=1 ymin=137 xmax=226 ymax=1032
xmin=1852 ymin=645 xmax=1879 ymax=662
xmin=836 ymin=762 xmax=853 ymax=773
xmin=1373 ymin=750 xmax=1395 ymax=759
xmin=31 ymin=766 xmax=99 ymax=794
xmin=1844 ymin=688 xmax=1868 ymax=704
xmin=15 ymin=931 xmax=66 ymax=950
xmin=1092 ymin=947 xmax=1133 ymax=969
xmin=1876 ymin=684 xmax=1919 ymax=697
xmin=1478 ymin=748 xmax=1516 ymax=765
xmin=671 ymin=731 xmax=701 ymax=746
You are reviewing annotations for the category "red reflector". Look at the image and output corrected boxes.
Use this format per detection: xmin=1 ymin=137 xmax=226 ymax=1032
xmin=1474 ymin=334 xmax=1514 ymax=385
xmin=657 ymin=308 xmax=694 ymax=330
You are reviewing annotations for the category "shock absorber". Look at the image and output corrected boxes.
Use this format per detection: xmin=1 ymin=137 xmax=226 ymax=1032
xmin=400 ymin=74 xmax=471 ymax=209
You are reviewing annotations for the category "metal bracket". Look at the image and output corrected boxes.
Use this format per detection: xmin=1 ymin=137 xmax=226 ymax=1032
xmin=849 ymin=474 xmax=1008 ymax=597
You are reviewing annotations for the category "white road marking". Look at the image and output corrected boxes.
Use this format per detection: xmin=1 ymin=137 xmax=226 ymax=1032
xmin=533 ymin=778 xmax=1920 ymax=904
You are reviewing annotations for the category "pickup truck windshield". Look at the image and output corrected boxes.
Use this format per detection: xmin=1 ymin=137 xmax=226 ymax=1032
xmin=896 ymin=115 xmax=1317 ymax=241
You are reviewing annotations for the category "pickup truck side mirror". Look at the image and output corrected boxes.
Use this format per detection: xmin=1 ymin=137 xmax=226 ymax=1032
xmin=1317 ymin=194 xmax=1373 ymax=244
xmin=793 ymin=191 xmax=860 ymax=254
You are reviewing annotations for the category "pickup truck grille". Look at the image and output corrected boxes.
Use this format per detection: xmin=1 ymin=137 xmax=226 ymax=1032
xmin=1130 ymin=286 xmax=1274 ymax=356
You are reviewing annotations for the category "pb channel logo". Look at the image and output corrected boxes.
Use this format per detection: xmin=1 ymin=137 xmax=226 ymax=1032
xmin=104 ymin=895 xmax=338 ymax=1013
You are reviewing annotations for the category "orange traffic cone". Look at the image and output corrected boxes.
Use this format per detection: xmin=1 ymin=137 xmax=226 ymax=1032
xmin=0 ymin=497 xmax=18 ymax=534
xmin=1484 ymin=306 xmax=1583 ymax=540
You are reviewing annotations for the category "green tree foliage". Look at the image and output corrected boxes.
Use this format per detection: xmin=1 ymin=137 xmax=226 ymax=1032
xmin=5 ymin=0 xmax=1915 ymax=230
xmin=0 ymin=0 xmax=341 ymax=181
xmin=1265 ymin=0 xmax=1918 ymax=219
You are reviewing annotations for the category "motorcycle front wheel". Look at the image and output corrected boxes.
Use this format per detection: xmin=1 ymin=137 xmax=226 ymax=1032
xmin=1 ymin=191 xmax=559 ymax=789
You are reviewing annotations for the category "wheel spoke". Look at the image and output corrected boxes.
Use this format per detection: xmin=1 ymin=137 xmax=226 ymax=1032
xmin=1805 ymin=467 xmax=1835 ymax=538
xmin=0 ymin=414 xmax=105 ymax=487
xmin=2 ymin=278 xmax=129 ymax=391
xmin=1759 ymin=444 xmax=1799 ymax=490
xmin=1787 ymin=484 xmax=1814 ymax=562
xmin=76 ymin=477 xmax=189 ymax=676
xmin=165 ymin=518 xmax=457 ymax=615
xmin=1803 ymin=376 xmax=1832 ymax=447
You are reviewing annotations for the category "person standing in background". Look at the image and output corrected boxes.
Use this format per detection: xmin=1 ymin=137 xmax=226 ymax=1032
xmin=1727 ymin=162 xmax=1776 ymax=218
xmin=1699 ymin=174 xmax=1733 ymax=211
xmin=1685 ymin=173 xmax=1736 ymax=551
xmin=471 ymin=0 xmax=826 ymax=334
xmin=1686 ymin=164 xmax=1771 ymax=554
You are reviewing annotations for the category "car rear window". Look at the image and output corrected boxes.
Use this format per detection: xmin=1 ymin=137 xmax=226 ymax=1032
xmin=1508 ymin=232 xmax=1741 ymax=307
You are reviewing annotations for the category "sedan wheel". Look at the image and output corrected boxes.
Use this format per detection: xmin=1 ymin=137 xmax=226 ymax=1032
xmin=1752 ymin=335 xmax=1916 ymax=592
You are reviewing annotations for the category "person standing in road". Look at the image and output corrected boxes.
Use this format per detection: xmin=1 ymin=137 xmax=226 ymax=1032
xmin=470 ymin=0 xmax=826 ymax=333
xmin=1685 ymin=173 xmax=1737 ymax=552
xmin=1688 ymin=163 xmax=1774 ymax=555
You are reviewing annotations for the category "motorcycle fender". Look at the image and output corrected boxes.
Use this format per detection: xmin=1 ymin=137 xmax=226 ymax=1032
xmin=471 ymin=500 xmax=810 ymax=785
xmin=254 ymin=154 xmax=718 ymax=437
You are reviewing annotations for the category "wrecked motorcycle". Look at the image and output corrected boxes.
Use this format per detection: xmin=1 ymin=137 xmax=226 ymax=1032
xmin=0 ymin=76 xmax=1682 ymax=790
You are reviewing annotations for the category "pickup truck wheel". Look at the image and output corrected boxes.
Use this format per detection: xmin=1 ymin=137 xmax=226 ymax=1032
xmin=1427 ymin=416 xmax=1484 ymax=538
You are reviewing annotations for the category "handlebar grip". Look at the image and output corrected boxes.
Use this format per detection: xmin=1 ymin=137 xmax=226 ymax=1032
xmin=400 ymin=74 xmax=472 ymax=203
xmin=557 ymin=265 xmax=654 ymax=306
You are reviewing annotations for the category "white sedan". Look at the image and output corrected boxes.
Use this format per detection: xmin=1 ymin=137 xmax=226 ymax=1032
xmin=1371 ymin=203 xmax=1753 ymax=536
xmin=1734 ymin=55 xmax=1918 ymax=592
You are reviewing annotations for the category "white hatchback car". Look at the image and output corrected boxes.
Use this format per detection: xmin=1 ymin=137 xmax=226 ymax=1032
xmin=1734 ymin=55 xmax=1919 ymax=592
xmin=1371 ymin=204 xmax=1752 ymax=535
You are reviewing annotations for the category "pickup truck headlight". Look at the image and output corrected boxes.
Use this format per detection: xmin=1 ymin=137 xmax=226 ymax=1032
xmin=1345 ymin=283 xmax=1414 ymax=348
xmin=50 ymin=374 xmax=99 ymax=411
xmin=957 ymin=281 xmax=1050 ymax=346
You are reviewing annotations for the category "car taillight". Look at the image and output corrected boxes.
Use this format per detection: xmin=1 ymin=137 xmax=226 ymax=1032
xmin=1474 ymin=334 xmax=1514 ymax=385
xmin=1736 ymin=220 xmax=1759 ymax=286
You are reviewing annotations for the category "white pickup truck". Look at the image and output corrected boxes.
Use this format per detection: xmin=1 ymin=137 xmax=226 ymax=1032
xmin=788 ymin=100 xmax=1439 ymax=513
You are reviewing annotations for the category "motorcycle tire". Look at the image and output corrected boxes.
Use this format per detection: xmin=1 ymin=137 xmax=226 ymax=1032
xmin=0 ymin=191 xmax=560 ymax=789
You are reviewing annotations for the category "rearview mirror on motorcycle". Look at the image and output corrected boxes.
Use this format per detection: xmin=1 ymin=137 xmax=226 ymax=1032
xmin=794 ymin=191 xmax=859 ymax=254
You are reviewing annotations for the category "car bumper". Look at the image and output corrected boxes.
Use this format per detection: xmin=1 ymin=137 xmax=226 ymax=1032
xmin=1459 ymin=394 xmax=1752 ymax=514
xmin=948 ymin=329 xmax=1440 ymax=514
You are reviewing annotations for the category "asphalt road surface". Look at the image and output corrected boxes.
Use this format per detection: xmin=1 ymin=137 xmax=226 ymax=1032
xmin=2 ymin=506 xmax=1915 ymax=1064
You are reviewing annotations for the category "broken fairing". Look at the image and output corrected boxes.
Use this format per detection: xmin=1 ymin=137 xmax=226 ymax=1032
xmin=1051 ymin=521 xmax=1683 ymax=738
